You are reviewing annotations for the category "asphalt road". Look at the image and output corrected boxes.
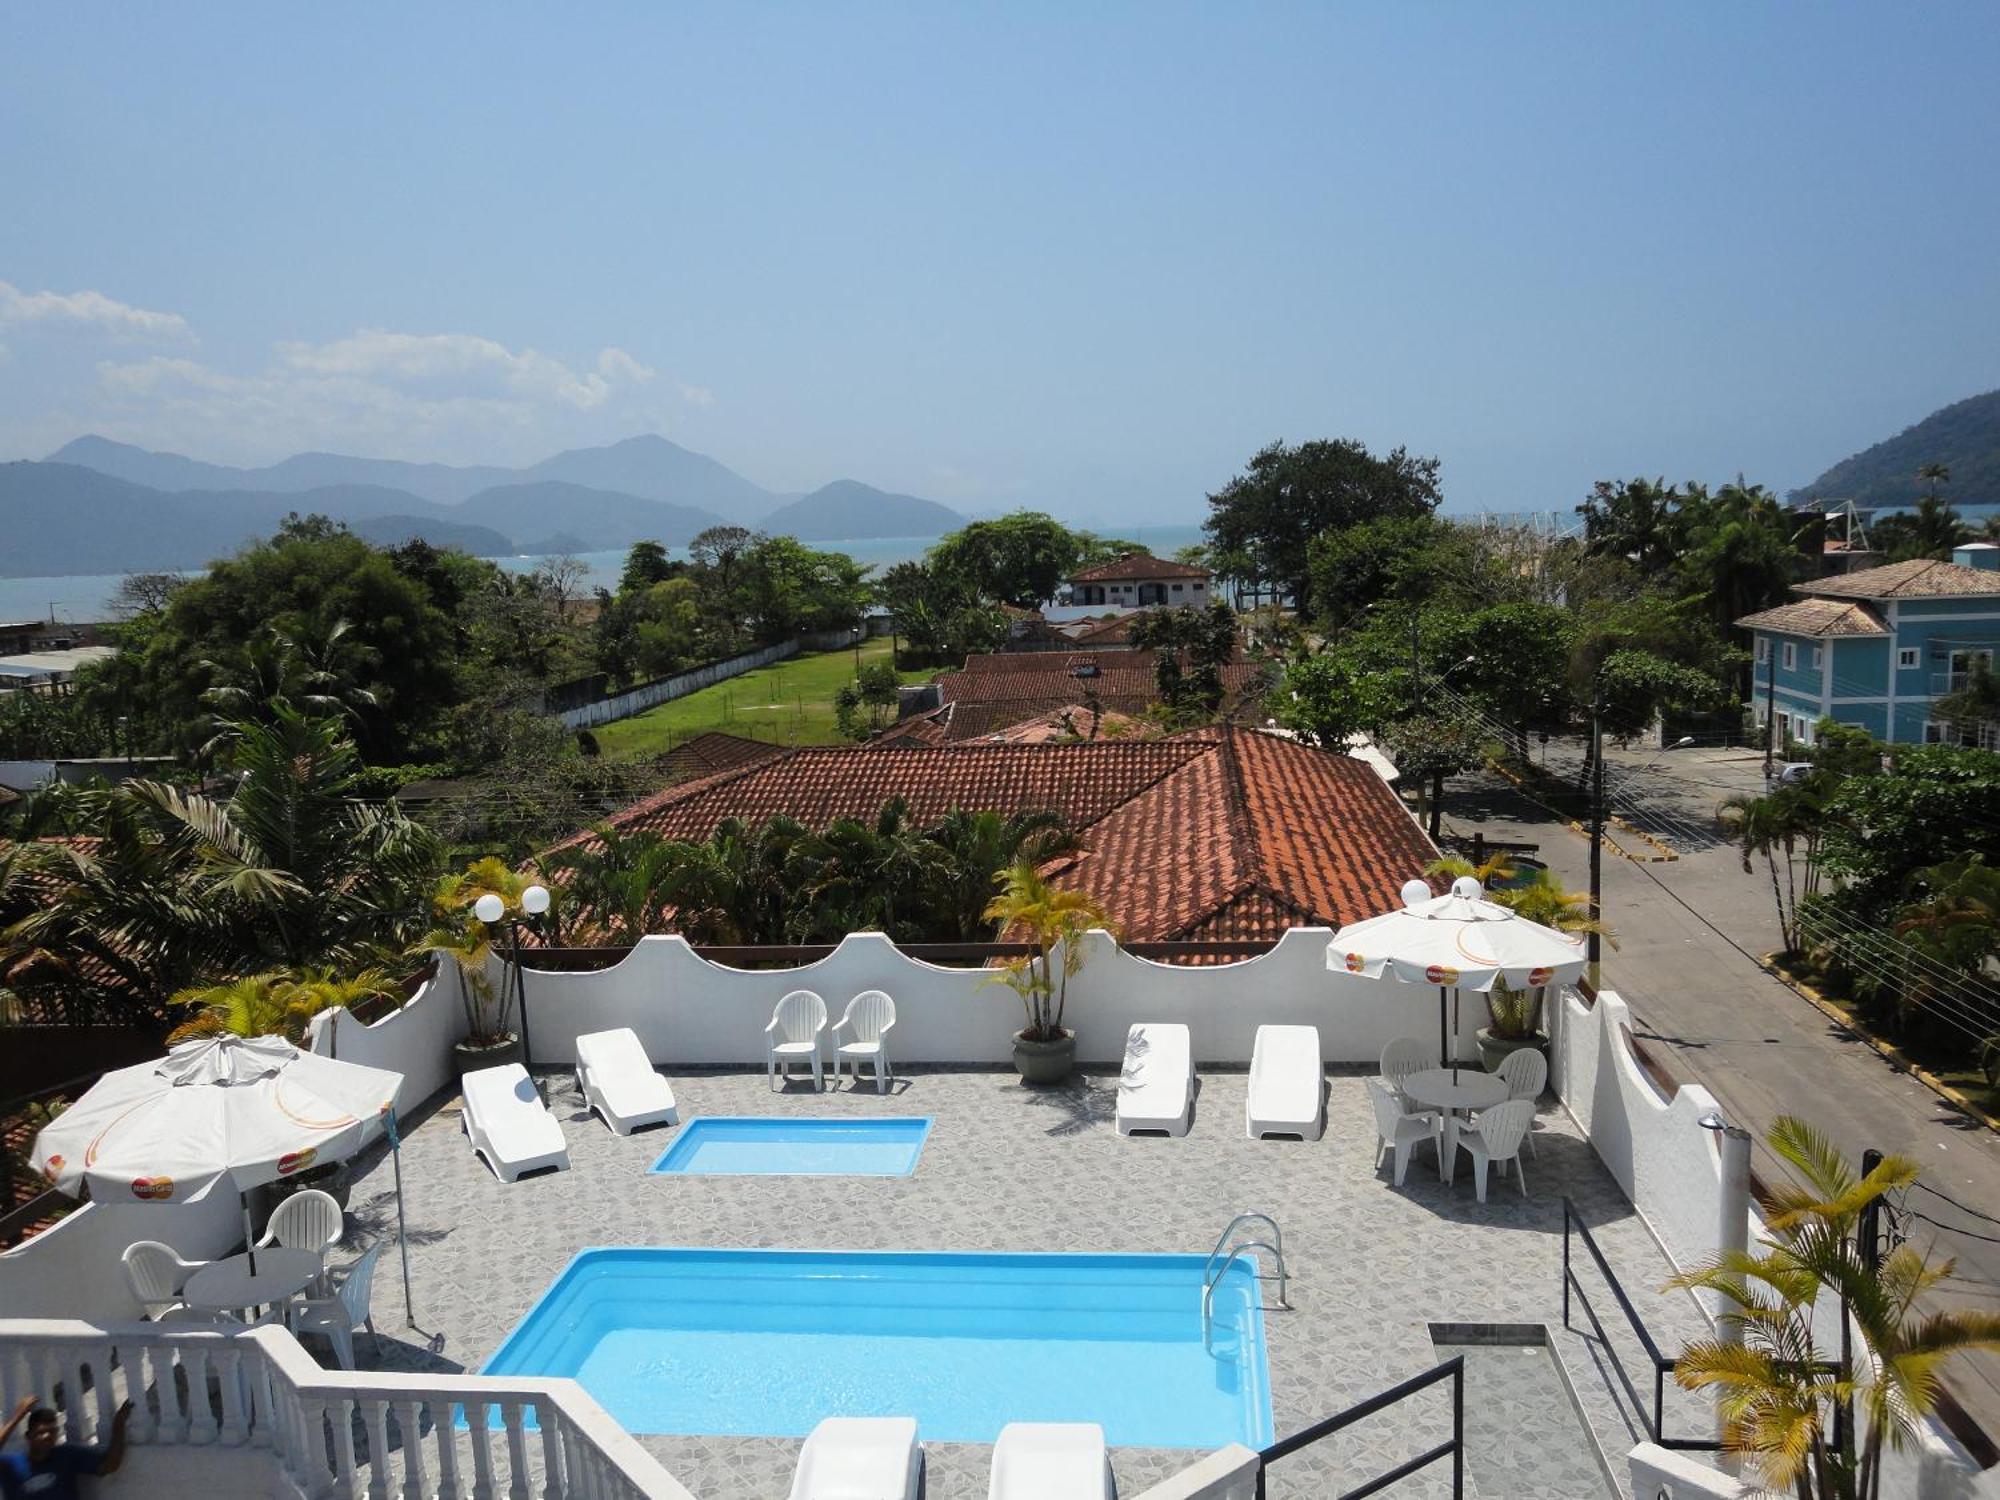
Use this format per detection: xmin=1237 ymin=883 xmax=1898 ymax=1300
xmin=1438 ymin=745 xmax=2000 ymax=1455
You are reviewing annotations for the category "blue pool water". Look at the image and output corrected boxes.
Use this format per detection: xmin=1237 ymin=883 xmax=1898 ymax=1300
xmin=481 ymin=1248 xmax=1272 ymax=1446
xmin=649 ymin=1118 xmax=931 ymax=1176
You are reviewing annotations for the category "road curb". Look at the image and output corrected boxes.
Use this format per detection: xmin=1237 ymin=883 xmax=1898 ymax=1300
xmin=1756 ymin=953 xmax=2000 ymax=1135
xmin=1485 ymin=759 xmax=1680 ymax=863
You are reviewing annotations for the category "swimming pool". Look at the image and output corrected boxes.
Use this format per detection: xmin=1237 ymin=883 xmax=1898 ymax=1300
xmin=480 ymin=1248 xmax=1273 ymax=1446
xmin=649 ymin=1118 xmax=931 ymax=1176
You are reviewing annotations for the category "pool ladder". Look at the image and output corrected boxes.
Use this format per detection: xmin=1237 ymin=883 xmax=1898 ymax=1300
xmin=1202 ymin=1211 xmax=1290 ymax=1355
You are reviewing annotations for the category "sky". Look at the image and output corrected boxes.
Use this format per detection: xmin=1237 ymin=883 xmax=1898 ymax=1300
xmin=2 ymin=4 xmax=1998 ymax=527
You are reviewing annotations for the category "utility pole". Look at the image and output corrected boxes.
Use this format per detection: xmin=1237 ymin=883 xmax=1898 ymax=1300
xmin=1587 ymin=679 xmax=1606 ymax=986
xmin=1835 ymin=1146 xmax=1884 ymax=1470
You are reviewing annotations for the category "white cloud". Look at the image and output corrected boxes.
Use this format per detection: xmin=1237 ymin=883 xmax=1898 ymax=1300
xmin=674 ymin=379 xmax=715 ymax=408
xmin=0 ymin=280 xmax=189 ymax=338
xmin=595 ymin=347 xmax=656 ymax=384
xmin=86 ymin=325 xmax=704 ymax=462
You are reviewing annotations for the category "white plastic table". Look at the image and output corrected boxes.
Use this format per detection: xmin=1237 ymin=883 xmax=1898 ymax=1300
xmin=182 ymin=1247 xmax=322 ymax=1318
xmin=1401 ymin=1068 xmax=1508 ymax=1185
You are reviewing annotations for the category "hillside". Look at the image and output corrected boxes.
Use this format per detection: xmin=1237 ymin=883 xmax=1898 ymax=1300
xmin=760 ymin=479 xmax=964 ymax=539
xmin=1792 ymin=390 xmax=2000 ymax=508
xmin=348 ymin=514 xmax=515 ymax=554
xmin=457 ymin=481 xmax=725 ymax=552
xmin=0 ymin=463 xmax=290 ymax=575
xmin=45 ymin=432 xmax=777 ymax=517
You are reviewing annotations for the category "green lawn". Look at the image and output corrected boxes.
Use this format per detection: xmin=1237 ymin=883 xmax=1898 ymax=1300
xmin=592 ymin=639 xmax=932 ymax=761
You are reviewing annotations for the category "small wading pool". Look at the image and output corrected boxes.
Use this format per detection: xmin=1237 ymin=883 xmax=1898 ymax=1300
xmin=480 ymin=1248 xmax=1273 ymax=1446
xmin=649 ymin=1117 xmax=931 ymax=1176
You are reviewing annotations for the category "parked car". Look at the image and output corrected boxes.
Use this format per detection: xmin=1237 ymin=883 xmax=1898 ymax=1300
xmin=1767 ymin=761 xmax=1814 ymax=787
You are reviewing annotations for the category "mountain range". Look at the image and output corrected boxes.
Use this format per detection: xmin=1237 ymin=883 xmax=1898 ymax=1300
xmin=1791 ymin=389 xmax=2000 ymax=510
xmin=0 ymin=434 xmax=966 ymax=577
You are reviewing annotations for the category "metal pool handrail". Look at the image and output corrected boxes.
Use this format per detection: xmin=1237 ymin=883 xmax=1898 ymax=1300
xmin=1256 ymin=1355 xmax=1464 ymax=1500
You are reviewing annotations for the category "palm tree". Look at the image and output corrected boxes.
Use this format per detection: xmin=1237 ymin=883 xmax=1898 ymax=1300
xmin=793 ymin=798 xmax=950 ymax=941
xmin=921 ymin=808 xmax=1077 ymax=940
xmin=982 ymin=862 xmax=1114 ymax=1040
xmin=197 ymin=619 xmax=379 ymax=758
xmin=1669 ymin=1117 xmax=2000 ymax=1498
xmin=1918 ymin=461 xmax=1951 ymax=504
xmin=1720 ymin=784 xmax=1825 ymax=953
xmin=413 ymin=856 xmax=551 ymax=1043
xmin=547 ymin=826 xmax=681 ymax=944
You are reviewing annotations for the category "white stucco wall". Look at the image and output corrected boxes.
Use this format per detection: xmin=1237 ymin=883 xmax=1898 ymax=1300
xmin=0 ymin=1191 xmax=242 ymax=1322
xmin=308 ymin=964 xmax=468 ymax=1114
xmin=510 ymin=929 xmax=1490 ymax=1069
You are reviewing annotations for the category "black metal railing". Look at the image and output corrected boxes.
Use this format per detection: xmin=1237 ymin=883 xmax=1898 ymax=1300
xmin=1255 ymin=1356 xmax=1463 ymax=1499
xmin=1561 ymin=1196 xmax=1720 ymax=1452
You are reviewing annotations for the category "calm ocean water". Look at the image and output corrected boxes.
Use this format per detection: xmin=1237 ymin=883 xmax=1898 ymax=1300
xmin=0 ymin=523 xmax=1207 ymax=624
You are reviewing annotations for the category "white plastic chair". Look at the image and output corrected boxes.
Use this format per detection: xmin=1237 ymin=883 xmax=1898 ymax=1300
xmin=288 ymin=1241 xmax=384 ymax=1370
xmin=766 ymin=990 xmax=828 ymax=1091
xmin=575 ymin=1027 xmax=679 ymax=1134
xmin=1461 ymin=1098 xmax=1534 ymax=1203
xmin=832 ymin=991 xmax=897 ymax=1094
xmin=1378 ymin=1037 xmax=1441 ymax=1120
xmin=1366 ymin=1078 xmax=1440 ymax=1187
xmin=121 ymin=1240 xmax=207 ymax=1321
xmin=1490 ymin=1047 xmax=1548 ymax=1157
xmin=789 ymin=1416 xmax=923 ymax=1499
xmin=257 ymin=1187 xmax=343 ymax=1290
xmin=989 ymin=1422 xmax=1114 ymax=1498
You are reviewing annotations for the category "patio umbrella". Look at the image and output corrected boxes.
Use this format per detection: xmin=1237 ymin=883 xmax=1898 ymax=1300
xmin=32 ymin=1034 xmax=405 ymax=1281
xmin=1328 ymin=876 xmax=1588 ymax=1080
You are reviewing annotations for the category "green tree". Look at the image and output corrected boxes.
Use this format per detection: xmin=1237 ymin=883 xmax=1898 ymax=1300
xmin=1130 ymin=601 xmax=1238 ymax=717
xmin=930 ymin=512 xmax=1095 ymax=610
xmin=1578 ymin=477 xmax=1683 ymax=574
xmin=1271 ymin=651 xmax=1406 ymax=748
xmin=1203 ymin=438 xmax=1443 ymax=615
xmin=739 ymin=535 xmax=871 ymax=643
xmin=1305 ymin=514 xmax=1490 ymax=626
xmin=619 ymin=540 xmax=679 ymax=594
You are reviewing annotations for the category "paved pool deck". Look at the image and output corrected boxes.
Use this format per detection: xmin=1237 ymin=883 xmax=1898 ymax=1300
xmin=341 ymin=1065 xmax=1717 ymax=1499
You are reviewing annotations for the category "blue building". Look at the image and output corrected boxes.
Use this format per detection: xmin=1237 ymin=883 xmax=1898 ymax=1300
xmin=1735 ymin=544 xmax=2000 ymax=749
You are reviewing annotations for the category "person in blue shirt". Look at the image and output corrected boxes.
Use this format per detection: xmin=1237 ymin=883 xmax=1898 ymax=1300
xmin=0 ymin=1396 xmax=131 ymax=1500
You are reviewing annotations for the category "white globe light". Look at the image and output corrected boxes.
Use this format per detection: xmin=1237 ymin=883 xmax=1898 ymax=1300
xmin=473 ymin=893 xmax=505 ymax=924
xmin=522 ymin=884 xmax=551 ymax=916
xmin=1399 ymin=877 xmax=1432 ymax=909
xmin=1450 ymin=875 xmax=1483 ymax=901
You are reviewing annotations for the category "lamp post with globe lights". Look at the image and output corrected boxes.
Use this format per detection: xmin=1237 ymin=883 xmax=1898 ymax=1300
xmin=475 ymin=884 xmax=551 ymax=1098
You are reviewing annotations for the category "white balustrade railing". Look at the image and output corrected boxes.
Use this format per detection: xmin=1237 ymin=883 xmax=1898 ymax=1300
xmin=0 ymin=1319 xmax=696 ymax=1500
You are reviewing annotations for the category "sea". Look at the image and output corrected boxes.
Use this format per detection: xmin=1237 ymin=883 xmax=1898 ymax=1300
xmin=0 ymin=524 xmax=1208 ymax=625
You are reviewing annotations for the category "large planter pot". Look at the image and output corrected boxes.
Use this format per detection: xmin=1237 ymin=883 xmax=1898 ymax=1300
xmin=1012 ymin=1029 xmax=1076 ymax=1085
xmin=454 ymin=1034 xmax=523 ymax=1079
xmin=1476 ymin=1027 xmax=1546 ymax=1075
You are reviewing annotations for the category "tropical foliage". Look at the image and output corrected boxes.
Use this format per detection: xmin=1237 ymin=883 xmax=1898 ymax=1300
xmin=1668 ymin=1117 xmax=2000 ymax=1499
xmin=982 ymin=862 xmax=1115 ymax=1040
xmin=545 ymin=801 xmax=1080 ymax=948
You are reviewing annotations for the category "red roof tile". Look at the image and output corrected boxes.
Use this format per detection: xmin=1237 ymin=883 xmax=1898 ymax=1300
xmin=586 ymin=725 xmax=1434 ymax=942
xmin=1067 ymin=554 xmax=1211 ymax=583
xmin=651 ymin=730 xmax=787 ymax=780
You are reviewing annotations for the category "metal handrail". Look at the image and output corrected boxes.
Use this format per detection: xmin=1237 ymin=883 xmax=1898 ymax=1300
xmin=1204 ymin=1210 xmax=1283 ymax=1286
xmin=1256 ymin=1355 xmax=1464 ymax=1500
xmin=1203 ymin=1241 xmax=1285 ymax=1354
xmin=1561 ymin=1195 xmax=1720 ymax=1453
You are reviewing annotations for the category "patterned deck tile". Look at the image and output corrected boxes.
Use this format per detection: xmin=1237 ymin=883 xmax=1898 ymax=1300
xmin=338 ymin=1066 xmax=1715 ymax=1499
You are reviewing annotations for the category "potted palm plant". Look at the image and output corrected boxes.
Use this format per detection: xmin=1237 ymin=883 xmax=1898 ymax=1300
xmin=414 ymin=858 xmax=541 ymax=1077
xmin=982 ymin=862 xmax=1113 ymax=1084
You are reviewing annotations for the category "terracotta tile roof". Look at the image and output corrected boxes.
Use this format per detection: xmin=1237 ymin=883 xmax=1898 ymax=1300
xmin=1798 ymin=558 xmax=2000 ymax=600
xmin=597 ymin=741 xmax=1212 ymax=842
xmin=983 ymin=705 xmax=1147 ymax=743
xmin=928 ymin=651 xmax=1261 ymax=743
xmin=585 ymin=725 xmax=1434 ymax=943
xmin=1063 ymin=613 xmax=1147 ymax=645
xmin=1733 ymin=598 xmax=1889 ymax=637
xmin=1067 ymin=553 xmax=1211 ymax=583
xmin=1043 ymin=727 xmax=1437 ymax=941
xmin=651 ymin=731 xmax=787 ymax=781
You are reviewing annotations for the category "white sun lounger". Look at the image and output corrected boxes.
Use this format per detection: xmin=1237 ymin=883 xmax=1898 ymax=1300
xmin=788 ymin=1416 xmax=923 ymax=1500
xmin=989 ymin=1422 xmax=1114 ymax=1499
xmin=461 ymin=1063 xmax=571 ymax=1183
xmin=1114 ymin=1022 xmax=1193 ymax=1137
xmin=1246 ymin=1024 xmax=1324 ymax=1140
xmin=575 ymin=1027 xmax=679 ymax=1135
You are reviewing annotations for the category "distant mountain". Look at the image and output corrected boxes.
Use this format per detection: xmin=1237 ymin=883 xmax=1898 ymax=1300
xmin=0 ymin=463 xmax=294 ymax=575
xmin=45 ymin=432 xmax=777 ymax=517
xmin=1792 ymin=390 xmax=2000 ymax=509
xmin=521 ymin=435 xmax=776 ymax=517
xmin=457 ymin=481 xmax=725 ymax=552
xmin=348 ymin=514 xmax=516 ymax=555
xmin=760 ymin=480 xmax=965 ymax=540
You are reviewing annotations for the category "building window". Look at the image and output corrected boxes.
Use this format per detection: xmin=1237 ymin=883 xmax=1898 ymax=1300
xmin=1172 ymin=583 xmax=1183 ymax=592
xmin=1756 ymin=638 xmax=1770 ymax=664
xmin=1812 ymin=646 xmax=1823 ymax=670
xmin=1898 ymin=647 xmax=1919 ymax=670
xmin=1924 ymin=721 xmax=1945 ymax=744
xmin=1781 ymin=642 xmax=1797 ymax=671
